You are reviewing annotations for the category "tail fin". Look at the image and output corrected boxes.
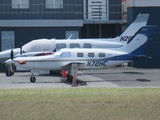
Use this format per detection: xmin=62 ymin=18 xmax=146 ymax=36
xmin=118 ymin=25 xmax=156 ymax=54
xmin=120 ymin=13 xmax=149 ymax=43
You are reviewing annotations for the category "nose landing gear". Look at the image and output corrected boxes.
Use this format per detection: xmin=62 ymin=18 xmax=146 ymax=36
xmin=6 ymin=69 xmax=14 ymax=77
xmin=6 ymin=64 xmax=15 ymax=77
xmin=30 ymin=73 xmax=36 ymax=83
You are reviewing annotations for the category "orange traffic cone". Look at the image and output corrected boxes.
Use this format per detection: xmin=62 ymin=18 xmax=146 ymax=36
xmin=72 ymin=72 xmax=77 ymax=87
xmin=62 ymin=70 xmax=67 ymax=78
xmin=11 ymin=69 xmax=14 ymax=75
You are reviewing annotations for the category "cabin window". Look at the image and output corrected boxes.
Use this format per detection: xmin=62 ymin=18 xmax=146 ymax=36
xmin=77 ymin=52 xmax=83 ymax=57
xmin=88 ymin=53 xmax=94 ymax=57
xmin=99 ymin=53 xmax=105 ymax=57
xmin=83 ymin=43 xmax=91 ymax=48
xmin=12 ymin=0 xmax=29 ymax=9
xmin=56 ymin=43 xmax=66 ymax=50
xmin=46 ymin=0 xmax=63 ymax=9
xmin=60 ymin=52 xmax=71 ymax=57
xmin=70 ymin=43 xmax=80 ymax=48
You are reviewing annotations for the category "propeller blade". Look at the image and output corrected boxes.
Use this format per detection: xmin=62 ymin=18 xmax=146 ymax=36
xmin=10 ymin=49 xmax=14 ymax=60
xmin=20 ymin=42 xmax=22 ymax=54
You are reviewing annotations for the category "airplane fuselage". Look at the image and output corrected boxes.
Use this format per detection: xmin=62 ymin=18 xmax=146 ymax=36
xmin=11 ymin=48 xmax=135 ymax=71
xmin=15 ymin=60 xmax=130 ymax=70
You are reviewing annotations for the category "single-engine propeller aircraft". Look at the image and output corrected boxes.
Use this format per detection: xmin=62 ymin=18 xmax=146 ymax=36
xmin=0 ymin=13 xmax=149 ymax=76
xmin=5 ymin=25 xmax=156 ymax=83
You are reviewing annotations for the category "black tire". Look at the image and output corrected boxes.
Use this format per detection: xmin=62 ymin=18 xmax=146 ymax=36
xmin=6 ymin=70 xmax=11 ymax=77
xmin=66 ymin=75 xmax=73 ymax=82
xmin=30 ymin=77 xmax=36 ymax=83
xmin=70 ymin=75 xmax=73 ymax=82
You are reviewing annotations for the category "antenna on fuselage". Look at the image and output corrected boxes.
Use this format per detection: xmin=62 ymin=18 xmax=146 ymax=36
xmin=68 ymin=34 xmax=72 ymax=39
xmin=92 ymin=44 xmax=97 ymax=48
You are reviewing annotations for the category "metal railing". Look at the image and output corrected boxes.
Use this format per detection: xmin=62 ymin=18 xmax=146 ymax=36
xmin=0 ymin=4 xmax=125 ymax=20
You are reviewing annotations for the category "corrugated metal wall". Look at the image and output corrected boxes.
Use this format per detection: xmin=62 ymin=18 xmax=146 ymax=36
xmin=128 ymin=7 xmax=160 ymax=68
xmin=0 ymin=0 xmax=83 ymax=19
xmin=108 ymin=0 xmax=122 ymax=20
xmin=0 ymin=0 xmax=123 ymax=20
xmin=81 ymin=24 xmax=121 ymax=38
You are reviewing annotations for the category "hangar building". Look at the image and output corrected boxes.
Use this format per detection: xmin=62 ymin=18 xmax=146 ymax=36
xmin=126 ymin=0 xmax=160 ymax=68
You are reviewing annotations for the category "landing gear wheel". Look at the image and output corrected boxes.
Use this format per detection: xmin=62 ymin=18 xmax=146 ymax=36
xmin=66 ymin=75 xmax=73 ymax=82
xmin=70 ymin=75 xmax=73 ymax=83
xmin=6 ymin=70 xmax=11 ymax=77
xmin=30 ymin=77 xmax=36 ymax=83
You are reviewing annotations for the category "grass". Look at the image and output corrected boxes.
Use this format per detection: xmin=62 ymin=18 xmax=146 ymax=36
xmin=0 ymin=88 xmax=160 ymax=120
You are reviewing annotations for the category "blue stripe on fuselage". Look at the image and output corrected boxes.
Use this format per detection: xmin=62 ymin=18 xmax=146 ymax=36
xmin=105 ymin=54 xmax=145 ymax=61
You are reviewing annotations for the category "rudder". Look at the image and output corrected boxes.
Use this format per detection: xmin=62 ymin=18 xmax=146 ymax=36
xmin=119 ymin=25 xmax=156 ymax=54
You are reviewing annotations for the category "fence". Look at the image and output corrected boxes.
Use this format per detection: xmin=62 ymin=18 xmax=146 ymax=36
xmin=0 ymin=4 xmax=125 ymax=20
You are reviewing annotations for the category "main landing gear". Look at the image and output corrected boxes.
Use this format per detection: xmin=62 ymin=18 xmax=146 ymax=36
xmin=5 ymin=64 xmax=15 ymax=77
xmin=66 ymin=63 xmax=78 ymax=87
xmin=66 ymin=74 xmax=73 ymax=82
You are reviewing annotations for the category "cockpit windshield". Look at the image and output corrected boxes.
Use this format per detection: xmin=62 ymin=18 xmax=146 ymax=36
xmin=60 ymin=52 xmax=71 ymax=57
xmin=53 ymin=51 xmax=61 ymax=57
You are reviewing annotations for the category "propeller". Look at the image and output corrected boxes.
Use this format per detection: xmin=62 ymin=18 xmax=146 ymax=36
xmin=20 ymin=42 xmax=23 ymax=55
xmin=7 ymin=47 xmax=15 ymax=76
xmin=10 ymin=48 xmax=14 ymax=60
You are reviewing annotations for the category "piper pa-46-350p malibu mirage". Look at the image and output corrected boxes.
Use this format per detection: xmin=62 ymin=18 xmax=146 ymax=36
xmin=1 ymin=13 xmax=149 ymax=76
xmin=5 ymin=26 xmax=156 ymax=83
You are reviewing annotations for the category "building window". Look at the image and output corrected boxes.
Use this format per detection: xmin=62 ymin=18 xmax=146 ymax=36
xmin=1 ymin=31 xmax=15 ymax=51
xmin=77 ymin=52 xmax=83 ymax=57
xmin=70 ymin=43 xmax=80 ymax=48
xmin=84 ymin=0 xmax=108 ymax=20
xmin=56 ymin=43 xmax=66 ymax=51
xmin=88 ymin=53 xmax=94 ymax=57
xmin=12 ymin=0 xmax=29 ymax=9
xmin=99 ymin=53 xmax=105 ymax=57
xmin=46 ymin=0 xmax=63 ymax=9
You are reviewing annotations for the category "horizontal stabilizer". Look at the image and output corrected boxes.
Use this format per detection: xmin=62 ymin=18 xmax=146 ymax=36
xmin=134 ymin=55 xmax=152 ymax=59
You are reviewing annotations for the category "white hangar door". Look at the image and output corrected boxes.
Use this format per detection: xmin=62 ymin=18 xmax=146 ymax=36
xmin=84 ymin=0 xmax=107 ymax=20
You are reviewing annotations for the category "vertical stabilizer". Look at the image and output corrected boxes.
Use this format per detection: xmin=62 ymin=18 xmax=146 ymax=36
xmin=120 ymin=14 xmax=149 ymax=43
xmin=119 ymin=26 xmax=156 ymax=54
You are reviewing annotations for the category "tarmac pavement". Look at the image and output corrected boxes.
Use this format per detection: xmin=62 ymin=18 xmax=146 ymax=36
xmin=0 ymin=67 xmax=160 ymax=89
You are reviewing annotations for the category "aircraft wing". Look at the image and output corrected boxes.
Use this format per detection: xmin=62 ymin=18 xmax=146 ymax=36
xmin=61 ymin=62 xmax=86 ymax=70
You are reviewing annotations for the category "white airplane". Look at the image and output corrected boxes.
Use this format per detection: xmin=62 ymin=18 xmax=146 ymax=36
xmin=0 ymin=13 xmax=149 ymax=60
xmin=0 ymin=13 xmax=149 ymax=76
xmin=5 ymin=25 xmax=156 ymax=83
